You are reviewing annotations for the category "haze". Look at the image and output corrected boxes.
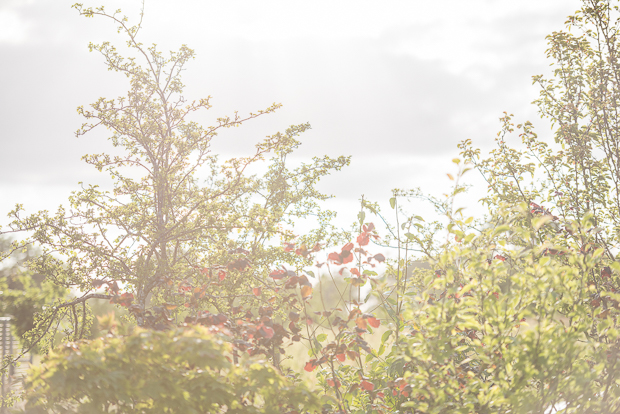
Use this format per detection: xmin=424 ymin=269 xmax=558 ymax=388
xmin=0 ymin=0 xmax=581 ymax=227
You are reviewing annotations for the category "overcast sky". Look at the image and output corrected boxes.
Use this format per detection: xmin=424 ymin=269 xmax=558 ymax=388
xmin=0 ymin=0 xmax=582 ymax=229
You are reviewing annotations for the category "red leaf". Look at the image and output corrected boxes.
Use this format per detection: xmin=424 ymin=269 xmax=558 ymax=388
xmin=350 ymin=268 xmax=361 ymax=277
xmin=352 ymin=277 xmax=366 ymax=287
xmin=598 ymin=309 xmax=611 ymax=319
xmin=602 ymin=266 xmax=612 ymax=278
xmin=218 ymin=270 xmax=227 ymax=281
xmin=327 ymin=378 xmax=341 ymax=388
xmin=252 ymin=287 xmax=262 ymax=296
xmin=543 ymin=248 xmax=564 ymax=256
xmin=258 ymin=324 xmax=274 ymax=339
xmin=494 ymin=255 xmax=506 ymax=262
xmin=283 ymin=242 xmax=295 ymax=252
xmin=356 ymin=317 xmax=368 ymax=330
xmin=289 ymin=321 xmax=301 ymax=334
xmin=110 ymin=292 xmax=134 ymax=307
xmin=227 ymin=258 xmax=251 ymax=272
xmin=91 ymin=279 xmax=106 ymax=288
xmin=373 ymin=253 xmax=385 ymax=263
xmin=285 ymin=275 xmax=300 ymax=289
xmin=301 ymin=285 xmax=313 ymax=299
xmin=357 ymin=233 xmax=370 ymax=246
xmin=346 ymin=350 xmax=359 ymax=360
xmin=336 ymin=353 xmax=346 ymax=362
xmin=269 ymin=269 xmax=287 ymax=280
xmin=107 ymin=281 xmax=120 ymax=294
xmin=304 ymin=360 xmax=317 ymax=372
xmin=348 ymin=308 xmax=361 ymax=321
xmin=341 ymin=250 xmax=354 ymax=264
xmin=361 ymin=380 xmax=374 ymax=391
xmin=295 ymin=244 xmax=314 ymax=257
xmin=367 ymin=316 xmax=380 ymax=328
xmin=328 ymin=252 xmax=341 ymax=262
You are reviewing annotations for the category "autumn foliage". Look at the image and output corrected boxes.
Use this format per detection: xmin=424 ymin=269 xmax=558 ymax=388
xmin=9 ymin=1 xmax=620 ymax=413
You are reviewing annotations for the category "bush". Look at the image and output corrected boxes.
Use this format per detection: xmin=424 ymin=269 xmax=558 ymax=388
xmin=25 ymin=324 xmax=319 ymax=413
xmin=12 ymin=1 xmax=620 ymax=413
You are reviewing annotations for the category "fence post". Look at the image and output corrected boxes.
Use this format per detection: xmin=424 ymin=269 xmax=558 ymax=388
xmin=0 ymin=317 xmax=19 ymax=414
xmin=0 ymin=316 xmax=11 ymax=414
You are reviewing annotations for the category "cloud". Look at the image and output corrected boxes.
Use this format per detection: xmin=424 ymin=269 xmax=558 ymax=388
xmin=0 ymin=0 xmax=583 ymax=229
xmin=187 ymin=36 xmax=541 ymax=161
xmin=0 ymin=9 xmax=32 ymax=44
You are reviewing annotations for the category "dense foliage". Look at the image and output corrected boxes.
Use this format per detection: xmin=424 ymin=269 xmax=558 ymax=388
xmin=1 ymin=2 xmax=348 ymax=354
xmin=0 ymin=238 xmax=66 ymax=349
xmin=25 ymin=323 xmax=319 ymax=413
xmin=4 ymin=0 xmax=620 ymax=413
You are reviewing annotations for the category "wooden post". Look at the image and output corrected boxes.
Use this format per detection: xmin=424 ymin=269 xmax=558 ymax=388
xmin=0 ymin=317 xmax=10 ymax=414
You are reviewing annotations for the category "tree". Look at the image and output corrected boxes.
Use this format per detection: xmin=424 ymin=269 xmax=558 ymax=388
xmin=0 ymin=237 xmax=66 ymax=350
xmin=1 ymin=2 xmax=348 ymax=354
xmin=0 ymin=3 xmax=347 ymax=411
xmin=254 ymin=0 xmax=620 ymax=411
xmin=387 ymin=0 xmax=620 ymax=411
xmin=17 ymin=0 xmax=620 ymax=413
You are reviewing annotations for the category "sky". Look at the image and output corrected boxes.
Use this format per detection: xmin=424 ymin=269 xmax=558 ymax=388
xmin=0 ymin=0 xmax=583 ymax=231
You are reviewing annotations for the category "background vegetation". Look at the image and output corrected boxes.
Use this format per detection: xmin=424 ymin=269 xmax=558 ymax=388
xmin=2 ymin=0 xmax=620 ymax=413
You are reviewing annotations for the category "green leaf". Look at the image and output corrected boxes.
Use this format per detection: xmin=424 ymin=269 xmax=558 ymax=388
xmin=493 ymin=225 xmax=511 ymax=235
xmin=532 ymin=215 xmax=552 ymax=230
xmin=316 ymin=333 xmax=327 ymax=342
xmin=378 ymin=343 xmax=386 ymax=356
xmin=593 ymin=247 xmax=605 ymax=258
xmin=390 ymin=197 xmax=396 ymax=209
xmin=381 ymin=330 xmax=393 ymax=344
